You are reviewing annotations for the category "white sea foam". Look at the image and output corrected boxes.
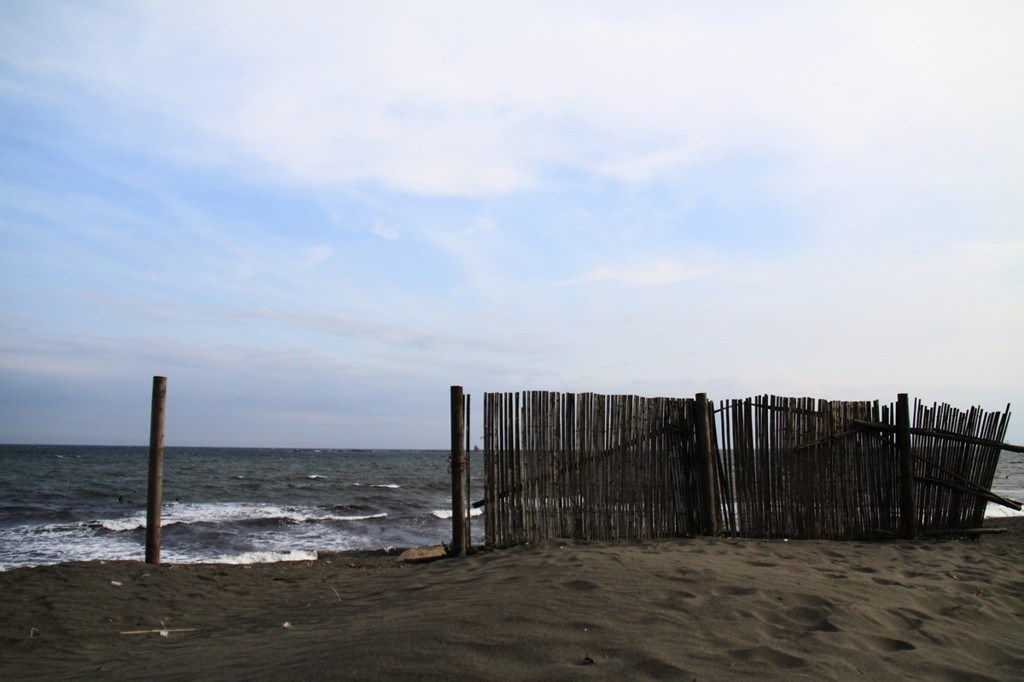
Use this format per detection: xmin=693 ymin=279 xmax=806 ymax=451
xmin=985 ymin=487 xmax=1024 ymax=518
xmin=431 ymin=508 xmax=483 ymax=520
xmin=0 ymin=523 xmax=143 ymax=571
xmin=90 ymin=503 xmax=388 ymax=531
xmin=211 ymin=549 xmax=318 ymax=564
xmin=97 ymin=516 xmax=147 ymax=532
xmin=371 ymin=483 xmax=400 ymax=489
xmin=90 ymin=498 xmax=1024 ymax=533
xmin=332 ymin=512 xmax=388 ymax=522
xmin=984 ymin=504 xmax=1024 ymax=518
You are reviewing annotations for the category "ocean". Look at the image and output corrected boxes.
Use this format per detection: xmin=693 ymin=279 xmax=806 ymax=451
xmin=1 ymin=445 xmax=1021 ymax=571
xmin=0 ymin=445 xmax=485 ymax=571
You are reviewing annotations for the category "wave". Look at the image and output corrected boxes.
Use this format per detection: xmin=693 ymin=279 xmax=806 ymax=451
xmin=210 ymin=549 xmax=318 ymax=564
xmin=431 ymin=508 xmax=484 ymax=520
xmin=324 ymin=512 xmax=388 ymax=522
xmin=96 ymin=516 xmax=146 ymax=532
xmin=78 ymin=498 xmax=1024 ymax=533
xmin=90 ymin=503 xmax=388 ymax=532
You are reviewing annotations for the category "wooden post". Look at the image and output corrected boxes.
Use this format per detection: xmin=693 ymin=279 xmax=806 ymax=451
xmin=145 ymin=376 xmax=167 ymax=564
xmin=464 ymin=393 xmax=471 ymax=550
xmin=451 ymin=385 xmax=467 ymax=556
xmin=897 ymin=393 xmax=917 ymax=539
xmin=694 ymin=393 xmax=719 ymax=536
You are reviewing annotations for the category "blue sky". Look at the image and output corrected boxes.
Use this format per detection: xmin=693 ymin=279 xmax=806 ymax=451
xmin=1 ymin=1 xmax=1022 ymax=448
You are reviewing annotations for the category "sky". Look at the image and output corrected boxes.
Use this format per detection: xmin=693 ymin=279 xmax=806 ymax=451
xmin=1 ymin=1 xmax=1022 ymax=448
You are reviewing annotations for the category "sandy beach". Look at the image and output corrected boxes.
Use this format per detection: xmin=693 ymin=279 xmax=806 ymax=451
xmin=3 ymin=520 xmax=1023 ymax=681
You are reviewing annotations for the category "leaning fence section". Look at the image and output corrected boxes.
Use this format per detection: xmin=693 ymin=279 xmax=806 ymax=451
xmin=909 ymin=400 xmax=1011 ymax=532
xmin=481 ymin=390 xmax=1017 ymax=545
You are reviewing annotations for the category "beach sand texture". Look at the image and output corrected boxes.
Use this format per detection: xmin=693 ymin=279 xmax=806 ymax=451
xmin=2 ymin=519 xmax=1023 ymax=681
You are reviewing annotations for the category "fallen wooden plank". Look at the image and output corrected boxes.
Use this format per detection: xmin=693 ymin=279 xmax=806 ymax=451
xmin=920 ymin=527 xmax=1006 ymax=536
xmin=850 ymin=419 xmax=1024 ymax=453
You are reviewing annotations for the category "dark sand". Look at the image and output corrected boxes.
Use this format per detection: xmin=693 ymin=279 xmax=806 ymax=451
xmin=3 ymin=520 xmax=1023 ymax=681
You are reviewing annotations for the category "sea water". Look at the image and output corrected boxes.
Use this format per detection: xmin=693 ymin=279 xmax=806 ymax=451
xmin=987 ymin=451 xmax=1024 ymax=518
xmin=1 ymin=445 xmax=1021 ymax=570
xmin=0 ymin=445 xmax=485 ymax=570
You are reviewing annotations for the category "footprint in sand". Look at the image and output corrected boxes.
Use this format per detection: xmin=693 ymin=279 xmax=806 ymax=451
xmin=858 ymin=634 xmax=916 ymax=653
xmin=710 ymin=585 xmax=760 ymax=597
xmin=870 ymin=576 xmax=905 ymax=587
xmin=563 ymin=579 xmax=600 ymax=592
xmin=729 ymin=644 xmax=807 ymax=669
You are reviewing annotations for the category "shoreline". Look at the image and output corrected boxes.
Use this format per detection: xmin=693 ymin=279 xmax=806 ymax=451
xmin=3 ymin=519 xmax=1023 ymax=680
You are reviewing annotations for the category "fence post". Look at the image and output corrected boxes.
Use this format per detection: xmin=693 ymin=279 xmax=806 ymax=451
xmin=145 ymin=376 xmax=167 ymax=564
xmin=897 ymin=393 xmax=917 ymax=538
xmin=464 ymin=392 xmax=471 ymax=550
xmin=694 ymin=392 xmax=719 ymax=536
xmin=451 ymin=385 xmax=467 ymax=556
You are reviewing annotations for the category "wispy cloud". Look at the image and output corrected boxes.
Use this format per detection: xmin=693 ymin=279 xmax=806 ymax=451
xmin=7 ymin=3 xmax=1020 ymax=199
xmin=371 ymin=220 xmax=399 ymax=240
xmin=302 ymin=245 xmax=332 ymax=266
xmin=1 ymin=1 xmax=1021 ymax=446
xmin=564 ymin=261 xmax=710 ymax=287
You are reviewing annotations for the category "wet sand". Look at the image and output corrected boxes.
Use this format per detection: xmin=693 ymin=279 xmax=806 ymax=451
xmin=3 ymin=520 xmax=1023 ymax=680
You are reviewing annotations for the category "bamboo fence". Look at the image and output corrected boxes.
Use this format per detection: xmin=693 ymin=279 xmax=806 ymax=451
xmin=482 ymin=392 xmax=708 ymax=546
xmin=909 ymin=399 xmax=1010 ymax=532
xmin=481 ymin=391 xmax=1017 ymax=545
xmin=716 ymin=396 xmax=896 ymax=539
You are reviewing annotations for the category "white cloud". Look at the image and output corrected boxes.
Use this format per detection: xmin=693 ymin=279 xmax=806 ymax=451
xmin=955 ymin=241 xmax=1024 ymax=261
xmin=565 ymin=260 xmax=709 ymax=287
xmin=8 ymin=2 xmax=1020 ymax=199
xmin=371 ymin=220 xmax=399 ymax=240
xmin=466 ymin=213 xmax=495 ymax=234
xmin=303 ymin=244 xmax=332 ymax=266
xmin=2 ymin=1 xmax=1022 ymax=446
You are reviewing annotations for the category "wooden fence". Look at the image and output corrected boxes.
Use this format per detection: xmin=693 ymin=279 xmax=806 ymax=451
xmin=715 ymin=396 xmax=896 ymax=540
xmin=477 ymin=391 xmax=1020 ymax=545
xmin=481 ymin=392 xmax=705 ymax=546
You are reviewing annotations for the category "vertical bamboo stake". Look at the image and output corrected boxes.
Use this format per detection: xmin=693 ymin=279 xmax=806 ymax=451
xmin=695 ymin=393 xmax=719 ymax=536
xmin=145 ymin=376 xmax=167 ymax=565
xmin=450 ymin=385 xmax=467 ymax=556
xmin=483 ymin=393 xmax=491 ymax=546
xmin=897 ymin=393 xmax=917 ymax=539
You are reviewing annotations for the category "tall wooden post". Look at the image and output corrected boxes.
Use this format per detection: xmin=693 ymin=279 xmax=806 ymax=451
xmin=451 ymin=385 xmax=467 ymax=556
xmin=464 ymin=393 xmax=472 ymax=550
xmin=694 ymin=393 xmax=719 ymax=536
xmin=145 ymin=376 xmax=167 ymax=564
xmin=897 ymin=393 xmax=917 ymax=539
